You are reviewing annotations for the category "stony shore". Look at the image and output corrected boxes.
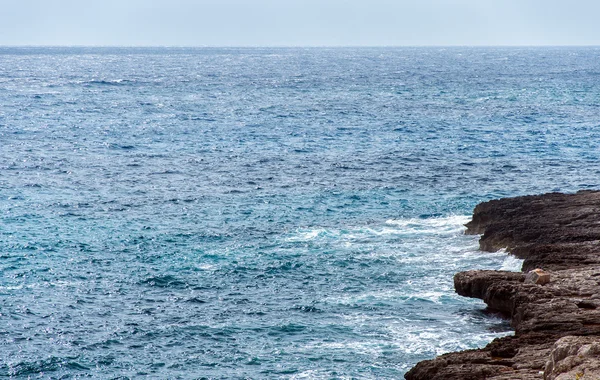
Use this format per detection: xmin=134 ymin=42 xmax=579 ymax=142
xmin=405 ymin=190 xmax=600 ymax=380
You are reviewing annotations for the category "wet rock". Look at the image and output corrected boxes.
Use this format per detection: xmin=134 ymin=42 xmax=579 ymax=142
xmin=406 ymin=190 xmax=600 ymax=380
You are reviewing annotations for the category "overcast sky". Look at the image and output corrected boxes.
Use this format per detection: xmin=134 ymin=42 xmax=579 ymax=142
xmin=1 ymin=0 xmax=599 ymax=46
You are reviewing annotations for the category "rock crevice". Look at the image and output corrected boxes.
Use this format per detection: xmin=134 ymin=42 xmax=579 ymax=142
xmin=406 ymin=190 xmax=600 ymax=380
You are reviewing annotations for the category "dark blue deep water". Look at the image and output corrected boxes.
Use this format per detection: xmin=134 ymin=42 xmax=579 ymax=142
xmin=1 ymin=47 xmax=600 ymax=379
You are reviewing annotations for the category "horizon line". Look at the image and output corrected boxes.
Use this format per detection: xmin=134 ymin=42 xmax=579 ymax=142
xmin=1 ymin=44 xmax=600 ymax=49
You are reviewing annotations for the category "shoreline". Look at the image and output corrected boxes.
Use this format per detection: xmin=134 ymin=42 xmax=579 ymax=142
xmin=406 ymin=190 xmax=600 ymax=380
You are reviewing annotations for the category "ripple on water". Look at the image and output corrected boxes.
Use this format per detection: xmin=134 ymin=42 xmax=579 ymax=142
xmin=1 ymin=46 xmax=598 ymax=378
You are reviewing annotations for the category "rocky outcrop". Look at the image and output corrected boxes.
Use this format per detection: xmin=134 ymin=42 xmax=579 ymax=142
xmin=544 ymin=336 xmax=600 ymax=380
xmin=406 ymin=190 xmax=600 ymax=380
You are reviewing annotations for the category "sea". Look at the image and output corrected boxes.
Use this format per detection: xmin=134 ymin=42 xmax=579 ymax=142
xmin=1 ymin=47 xmax=600 ymax=379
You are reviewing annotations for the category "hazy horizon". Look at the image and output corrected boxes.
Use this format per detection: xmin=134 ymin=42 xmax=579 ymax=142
xmin=1 ymin=44 xmax=600 ymax=48
xmin=2 ymin=0 xmax=600 ymax=47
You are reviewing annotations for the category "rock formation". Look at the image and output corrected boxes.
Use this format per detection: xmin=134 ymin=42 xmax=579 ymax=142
xmin=405 ymin=190 xmax=600 ymax=380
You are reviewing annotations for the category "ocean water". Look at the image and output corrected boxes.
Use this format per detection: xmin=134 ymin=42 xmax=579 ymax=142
xmin=1 ymin=47 xmax=600 ymax=379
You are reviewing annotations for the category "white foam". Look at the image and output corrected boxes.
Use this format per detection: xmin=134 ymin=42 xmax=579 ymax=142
xmin=325 ymin=288 xmax=456 ymax=306
xmin=500 ymin=252 xmax=524 ymax=271
xmin=287 ymin=215 xmax=471 ymax=243
xmin=289 ymin=370 xmax=325 ymax=379
xmin=396 ymin=326 xmax=508 ymax=356
xmin=290 ymin=369 xmax=351 ymax=380
xmin=300 ymin=341 xmax=383 ymax=356
xmin=285 ymin=228 xmax=328 ymax=242
xmin=197 ymin=263 xmax=216 ymax=271
xmin=283 ymin=214 xmax=518 ymax=372
xmin=385 ymin=215 xmax=470 ymax=227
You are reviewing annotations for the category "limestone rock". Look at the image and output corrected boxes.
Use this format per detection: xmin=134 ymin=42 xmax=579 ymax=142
xmin=406 ymin=190 xmax=600 ymax=380
xmin=544 ymin=336 xmax=600 ymax=380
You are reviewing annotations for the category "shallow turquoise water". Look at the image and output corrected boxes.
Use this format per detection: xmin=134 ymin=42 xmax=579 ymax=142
xmin=1 ymin=47 xmax=600 ymax=378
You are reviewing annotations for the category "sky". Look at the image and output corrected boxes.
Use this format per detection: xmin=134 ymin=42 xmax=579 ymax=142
xmin=1 ymin=0 xmax=599 ymax=46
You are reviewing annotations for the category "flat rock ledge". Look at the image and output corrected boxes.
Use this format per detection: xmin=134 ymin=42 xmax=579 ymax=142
xmin=405 ymin=190 xmax=600 ymax=380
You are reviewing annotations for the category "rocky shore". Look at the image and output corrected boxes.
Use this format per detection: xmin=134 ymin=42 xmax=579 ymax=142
xmin=405 ymin=190 xmax=600 ymax=380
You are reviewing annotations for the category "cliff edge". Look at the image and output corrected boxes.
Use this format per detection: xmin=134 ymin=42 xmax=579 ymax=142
xmin=405 ymin=190 xmax=600 ymax=380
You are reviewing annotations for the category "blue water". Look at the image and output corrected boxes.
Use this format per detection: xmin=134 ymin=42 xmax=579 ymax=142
xmin=1 ymin=47 xmax=600 ymax=379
